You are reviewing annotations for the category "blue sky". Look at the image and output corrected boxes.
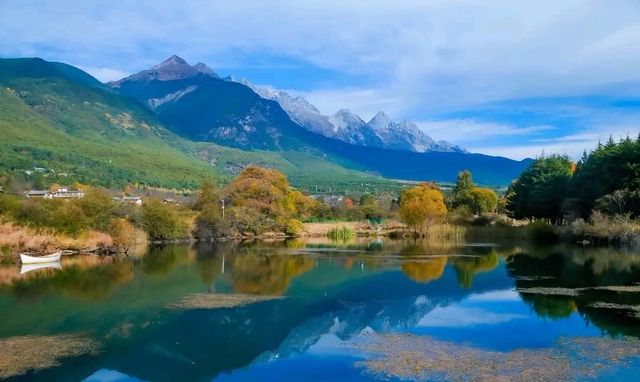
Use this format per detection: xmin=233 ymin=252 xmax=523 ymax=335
xmin=1 ymin=0 xmax=639 ymax=159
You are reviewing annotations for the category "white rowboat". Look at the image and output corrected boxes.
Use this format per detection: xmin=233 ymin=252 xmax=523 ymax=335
xmin=20 ymin=252 xmax=62 ymax=264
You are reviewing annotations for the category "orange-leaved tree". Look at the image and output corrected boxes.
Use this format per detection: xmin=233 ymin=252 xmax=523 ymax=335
xmin=224 ymin=166 xmax=315 ymax=234
xmin=399 ymin=182 xmax=447 ymax=233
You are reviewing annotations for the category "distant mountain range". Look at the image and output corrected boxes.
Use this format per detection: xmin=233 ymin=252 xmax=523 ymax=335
xmin=113 ymin=56 xmax=464 ymax=153
xmin=0 ymin=56 xmax=532 ymax=187
xmin=238 ymin=79 xmax=466 ymax=153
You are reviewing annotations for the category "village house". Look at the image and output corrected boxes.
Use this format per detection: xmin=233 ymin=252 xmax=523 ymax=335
xmin=25 ymin=190 xmax=50 ymax=198
xmin=311 ymin=194 xmax=345 ymax=207
xmin=51 ymin=187 xmax=85 ymax=199
xmin=113 ymin=196 xmax=143 ymax=205
xmin=25 ymin=187 xmax=85 ymax=199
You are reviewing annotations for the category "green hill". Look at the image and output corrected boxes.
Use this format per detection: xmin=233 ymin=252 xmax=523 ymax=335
xmin=0 ymin=58 xmax=396 ymax=191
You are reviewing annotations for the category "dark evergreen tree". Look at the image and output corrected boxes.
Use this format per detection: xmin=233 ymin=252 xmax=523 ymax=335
xmin=506 ymin=155 xmax=573 ymax=223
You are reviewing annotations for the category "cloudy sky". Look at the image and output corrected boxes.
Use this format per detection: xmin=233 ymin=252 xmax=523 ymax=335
xmin=1 ymin=0 xmax=639 ymax=159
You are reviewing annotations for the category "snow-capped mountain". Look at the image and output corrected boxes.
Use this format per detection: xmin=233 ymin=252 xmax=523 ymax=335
xmin=118 ymin=57 xmax=464 ymax=154
xmin=238 ymin=79 xmax=465 ymax=153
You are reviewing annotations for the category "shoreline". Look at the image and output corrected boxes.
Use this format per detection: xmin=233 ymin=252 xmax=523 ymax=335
xmin=4 ymin=220 xmax=639 ymax=265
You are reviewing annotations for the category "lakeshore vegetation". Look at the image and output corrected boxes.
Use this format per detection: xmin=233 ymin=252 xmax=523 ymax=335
xmin=0 ymin=136 xmax=639 ymax=257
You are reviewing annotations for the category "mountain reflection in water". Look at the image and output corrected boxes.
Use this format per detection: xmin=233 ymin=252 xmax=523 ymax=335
xmin=0 ymin=239 xmax=638 ymax=381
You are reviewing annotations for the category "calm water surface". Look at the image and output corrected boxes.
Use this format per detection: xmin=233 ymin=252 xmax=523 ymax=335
xmin=1 ymin=239 xmax=639 ymax=381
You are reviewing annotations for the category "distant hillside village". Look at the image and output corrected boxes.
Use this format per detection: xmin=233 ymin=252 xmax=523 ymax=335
xmin=26 ymin=187 xmax=85 ymax=200
xmin=22 ymin=186 xmax=184 ymax=206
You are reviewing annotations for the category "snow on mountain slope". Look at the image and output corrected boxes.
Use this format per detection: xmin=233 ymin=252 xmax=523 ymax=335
xmin=238 ymin=79 xmax=465 ymax=153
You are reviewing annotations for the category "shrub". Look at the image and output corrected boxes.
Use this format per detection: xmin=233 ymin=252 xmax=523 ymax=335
xmin=528 ymin=221 xmax=559 ymax=244
xmin=193 ymin=204 xmax=228 ymax=240
xmin=470 ymin=215 xmax=493 ymax=226
xmin=141 ymin=199 xmax=186 ymax=241
xmin=78 ymin=188 xmax=114 ymax=231
xmin=284 ymin=218 xmax=303 ymax=236
xmin=226 ymin=206 xmax=272 ymax=235
xmin=1 ymin=244 xmax=11 ymax=265
xmin=0 ymin=194 xmax=19 ymax=215
xmin=470 ymin=187 xmax=498 ymax=215
xmin=55 ymin=202 xmax=90 ymax=235
xmin=448 ymin=205 xmax=474 ymax=225
xmin=110 ymin=218 xmax=137 ymax=251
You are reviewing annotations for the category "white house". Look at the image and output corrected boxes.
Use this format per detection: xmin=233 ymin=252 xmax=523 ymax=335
xmin=51 ymin=188 xmax=85 ymax=199
xmin=25 ymin=187 xmax=85 ymax=199
xmin=122 ymin=196 xmax=143 ymax=206
xmin=114 ymin=196 xmax=143 ymax=206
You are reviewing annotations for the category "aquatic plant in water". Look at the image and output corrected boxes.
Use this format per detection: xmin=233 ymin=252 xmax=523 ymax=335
xmin=354 ymin=333 xmax=640 ymax=381
xmin=0 ymin=334 xmax=101 ymax=378
xmin=168 ymin=293 xmax=283 ymax=310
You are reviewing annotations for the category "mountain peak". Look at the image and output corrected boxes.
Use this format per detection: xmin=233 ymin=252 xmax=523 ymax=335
xmin=333 ymin=109 xmax=364 ymax=123
xmin=153 ymin=55 xmax=189 ymax=69
xmin=143 ymin=55 xmax=198 ymax=80
xmin=368 ymin=111 xmax=392 ymax=129
xmin=193 ymin=62 xmax=214 ymax=75
xmin=111 ymin=55 xmax=221 ymax=85
xmin=335 ymin=108 xmax=354 ymax=116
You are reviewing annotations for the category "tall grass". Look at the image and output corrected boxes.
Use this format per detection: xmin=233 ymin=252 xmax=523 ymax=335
xmin=327 ymin=226 xmax=355 ymax=241
xmin=0 ymin=223 xmax=112 ymax=255
xmin=392 ymin=223 xmax=531 ymax=244
xmin=569 ymin=212 xmax=640 ymax=246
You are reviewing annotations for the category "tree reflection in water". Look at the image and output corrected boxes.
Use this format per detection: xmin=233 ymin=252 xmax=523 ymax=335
xmin=509 ymin=245 xmax=640 ymax=333
xmin=10 ymin=257 xmax=134 ymax=300
xmin=398 ymin=243 xmax=445 ymax=283
xmin=142 ymin=245 xmax=194 ymax=276
xmin=452 ymin=250 xmax=499 ymax=288
xmin=401 ymin=258 xmax=447 ymax=283
xmin=231 ymin=252 xmax=315 ymax=295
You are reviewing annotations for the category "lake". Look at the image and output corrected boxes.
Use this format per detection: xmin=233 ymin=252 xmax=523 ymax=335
xmin=1 ymin=238 xmax=639 ymax=381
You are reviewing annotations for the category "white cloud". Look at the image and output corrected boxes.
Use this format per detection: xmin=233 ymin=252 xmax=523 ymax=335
xmin=417 ymin=305 xmax=526 ymax=327
xmin=467 ymin=289 xmax=521 ymax=302
xmin=2 ymin=0 xmax=639 ymax=158
xmin=2 ymin=0 xmax=640 ymax=113
xmin=78 ymin=66 xmax=130 ymax=82
xmin=415 ymin=119 xmax=555 ymax=144
xmin=469 ymin=124 xmax=640 ymax=160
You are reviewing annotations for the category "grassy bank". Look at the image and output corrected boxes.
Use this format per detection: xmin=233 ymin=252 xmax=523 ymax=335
xmin=0 ymin=223 xmax=112 ymax=262
xmin=562 ymin=212 xmax=640 ymax=246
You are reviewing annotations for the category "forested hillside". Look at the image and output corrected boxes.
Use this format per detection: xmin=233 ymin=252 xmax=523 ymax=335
xmin=0 ymin=58 xmax=394 ymax=190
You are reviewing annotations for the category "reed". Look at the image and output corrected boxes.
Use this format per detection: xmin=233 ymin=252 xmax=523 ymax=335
xmin=327 ymin=226 xmax=356 ymax=241
xmin=0 ymin=223 xmax=112 ymax=255
xmin=570 ymin=212 xmax=640 ymax=246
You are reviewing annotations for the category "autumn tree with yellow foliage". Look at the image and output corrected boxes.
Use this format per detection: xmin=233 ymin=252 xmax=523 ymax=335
xmin=399 ymin=182 xmax=447 ymax=233
xmin=223 ymin=166 xmax=316 ymax=235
